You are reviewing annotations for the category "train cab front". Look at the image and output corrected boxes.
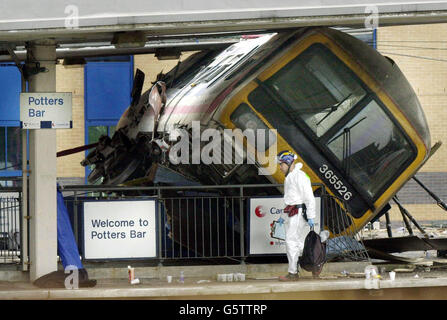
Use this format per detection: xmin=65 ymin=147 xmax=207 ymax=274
xmin=220 ymin=27 xmax=431 ymax=235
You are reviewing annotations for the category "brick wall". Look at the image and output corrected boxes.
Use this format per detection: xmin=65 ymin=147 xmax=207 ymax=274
xmin=55 ymin=63 xmax=85 ymax=178
xmin=388 ymin=204 xmax=446 ymax=225
xmin=377 ymin=24 xmax=447 ymax=172
xmin=134 ymin=52 xmax=195 ymax=93
xmin=377 ymin=24 xmax=447 ymax=222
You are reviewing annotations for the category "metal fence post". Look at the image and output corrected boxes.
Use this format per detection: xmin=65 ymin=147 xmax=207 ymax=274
xmin=21 ymin=187 xmax=29 ymax=271
xmin=157 ymin=188 xmax=163 ymax=266
xmin=74 ymin=191 xmax=78 ymax=246
xmin=18 ymin=192 xmax=23 ymax=268
xmin=239 ymin=186 xmax=245 ymax=264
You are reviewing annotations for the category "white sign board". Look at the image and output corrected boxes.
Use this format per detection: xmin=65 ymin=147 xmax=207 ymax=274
xmin=83 ymin=200 xmax=158 ymax=259
xmin=20 ymin=92 xmax=72 ymax=129
xmin=248 ymin=197 xmax=321 ymax=255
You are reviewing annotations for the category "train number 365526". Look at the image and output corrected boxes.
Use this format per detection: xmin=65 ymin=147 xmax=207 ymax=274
xmin=319 ymin=164 xmax=352 ymax=200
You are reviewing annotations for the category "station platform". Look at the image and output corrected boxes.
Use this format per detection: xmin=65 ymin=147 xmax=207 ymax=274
xmin=2 ymin=257 xmax=447 ymax=300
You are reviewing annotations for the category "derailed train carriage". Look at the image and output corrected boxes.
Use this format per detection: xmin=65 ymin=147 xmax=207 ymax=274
xmin=82 ymin=27 xmax=431 ymax=242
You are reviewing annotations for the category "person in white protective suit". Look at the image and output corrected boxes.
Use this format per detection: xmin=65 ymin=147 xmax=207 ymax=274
xmin=276 ymin=150 xmax=316 ymax=281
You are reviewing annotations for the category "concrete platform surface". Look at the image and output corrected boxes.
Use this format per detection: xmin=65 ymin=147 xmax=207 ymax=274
xmin=1 ymin=261 xmax=447 ymax=300
xmin=1 ymin=275 xmax=447 ymax=300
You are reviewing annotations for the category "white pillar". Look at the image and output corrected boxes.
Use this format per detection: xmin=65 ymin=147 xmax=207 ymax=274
xmin=27 ymin=41 xmax=58 ymax=282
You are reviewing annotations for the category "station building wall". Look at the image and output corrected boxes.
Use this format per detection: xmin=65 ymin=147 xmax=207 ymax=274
xmin=56 ymin=64 xmax=85 ymax=180
xmin=377 ymin=24 xmax=447 ymax=225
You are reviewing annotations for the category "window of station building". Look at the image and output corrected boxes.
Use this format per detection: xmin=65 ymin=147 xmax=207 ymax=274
xmin=85 ymin=125 xmax=116 ymax=184
xmin=0 ymin=127 xmax=22 ymax=172
xmin=88 ymin=125 xmax=116 ymax=144
xmin=336 ymin=27 xmax=376 ymax=49
xmin=0 ymin=125 xmax=24 ymax=187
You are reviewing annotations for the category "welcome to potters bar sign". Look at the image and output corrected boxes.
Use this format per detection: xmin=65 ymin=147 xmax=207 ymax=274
xmin=83 ymin=200 xmax=158 ymax=260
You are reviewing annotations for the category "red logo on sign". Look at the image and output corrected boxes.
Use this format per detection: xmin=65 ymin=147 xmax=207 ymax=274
xmin=255 ymin=205 xmax=266 ymax=218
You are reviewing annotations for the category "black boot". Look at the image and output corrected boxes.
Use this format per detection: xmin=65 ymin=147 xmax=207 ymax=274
xmin=79 ymin=268 xmax=97 ymax=287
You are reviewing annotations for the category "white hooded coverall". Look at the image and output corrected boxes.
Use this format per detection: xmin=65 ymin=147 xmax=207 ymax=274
xmin=280 ymin=162 xmax=316 ymax=274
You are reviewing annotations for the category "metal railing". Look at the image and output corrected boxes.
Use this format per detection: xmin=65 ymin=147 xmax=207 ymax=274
xmin=159 ymin=194 xmax=243 ymax=260
xmin=322 ymin=194 xmax=370 ymax=262
xmin=0 ymin=187 xmax=22 ymax=264
xmin=0 ymin=182 xmax=370 ymax=267
xmin=60 ymin=183 xmax=287 ymax=262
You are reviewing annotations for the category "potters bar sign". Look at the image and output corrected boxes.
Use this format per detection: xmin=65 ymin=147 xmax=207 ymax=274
xmin=20 ymin=92 xmax=72 ymax=129
xmin=83 ymin=200 xmax=157 ymax=259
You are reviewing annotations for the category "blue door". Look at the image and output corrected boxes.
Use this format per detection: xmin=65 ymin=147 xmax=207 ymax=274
xmin=84 ymin=56 xmax=134 ymax=182
xmin=0 ymin=64 xmax=23 ymax=184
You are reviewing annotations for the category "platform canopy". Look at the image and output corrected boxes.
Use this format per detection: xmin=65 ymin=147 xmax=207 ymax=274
xmin=1 ymin=0 xmax=447 ymax=60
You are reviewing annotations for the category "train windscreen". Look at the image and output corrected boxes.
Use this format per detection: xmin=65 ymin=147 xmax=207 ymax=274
xmin=230 ymin=103 xmax=277 ymax=152
xmin=265 ymin=44 xmax=367 ymax=137
xmin=248 ymin=43 xmax=416 ymax=201
xmin=326 ymin=100 xmax=413 ymax=198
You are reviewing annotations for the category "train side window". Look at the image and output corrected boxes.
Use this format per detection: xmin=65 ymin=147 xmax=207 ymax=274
xmin=326 ymin=99 xmax=414 ymax=198
xmin=173 ymin=65 xmax=207 ymax=88
xmin=169 ymin=51 xmax=220 ymax=88
xmin=204 ymin=64 xmax=230 ymax=82
xmin=261 ymin=44 xmax=367 ymax=137
xmin=230 ymin=103 xmax=276 ymax=152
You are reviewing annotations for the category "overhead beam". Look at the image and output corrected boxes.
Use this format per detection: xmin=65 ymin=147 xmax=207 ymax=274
xmin=0 ymin=6 xmax=447 ymax=45
xmin=0 ymin=37 xmax=239 ymax=62
xmin=1 ymin=0 xmax=447 ymax=32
